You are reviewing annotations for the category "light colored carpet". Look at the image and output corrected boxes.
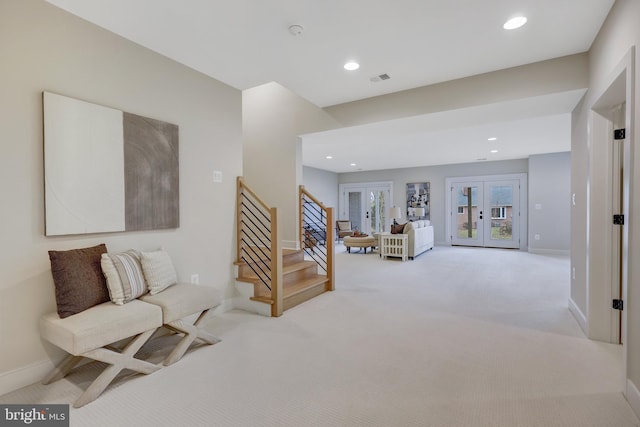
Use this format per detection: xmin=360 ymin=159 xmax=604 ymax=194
xmin=2 ymin=245 xmax=639 ymax=426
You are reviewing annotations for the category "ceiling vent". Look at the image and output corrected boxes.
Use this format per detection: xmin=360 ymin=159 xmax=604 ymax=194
xmin=370 ymin=73 xmax=391 ymax=83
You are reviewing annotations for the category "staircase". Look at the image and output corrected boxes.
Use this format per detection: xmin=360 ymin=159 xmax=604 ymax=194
xmin=235 ymin=177 xmax=334 ymax=317
xmin=236 ymin=248 xmax=330 ymax=313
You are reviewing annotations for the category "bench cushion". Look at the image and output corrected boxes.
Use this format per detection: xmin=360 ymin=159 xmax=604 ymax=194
xmin=140 ymin=283 xmax=221 ymax=323
xmin=40 ymin=300 xmax=162 ymax=355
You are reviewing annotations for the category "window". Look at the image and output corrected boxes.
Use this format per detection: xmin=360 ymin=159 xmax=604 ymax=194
xmin=491 ymin=207 xmax=507 ymax=219
xmin=457 ymin=206 xmax=464 ymax=214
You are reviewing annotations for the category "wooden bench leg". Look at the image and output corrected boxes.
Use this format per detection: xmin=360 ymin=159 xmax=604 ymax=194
xmin=162 ymin=309 xmax=221 ymax=366
xmin=61 ymin=329 xmax=160 ymax=408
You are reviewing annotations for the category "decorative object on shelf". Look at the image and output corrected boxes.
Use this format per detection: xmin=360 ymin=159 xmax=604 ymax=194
xmin=406 ymin=182 xmax=430 ymax=221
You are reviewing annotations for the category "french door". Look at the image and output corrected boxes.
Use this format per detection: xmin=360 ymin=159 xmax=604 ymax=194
xmin=339 ymin=182 xmax=392 ymax=235
xmin=450 ymin=179 xmax=521 ymax=249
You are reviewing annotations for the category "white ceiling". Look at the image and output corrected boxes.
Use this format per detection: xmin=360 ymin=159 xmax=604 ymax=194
xmin=45 ymin=0 xmax=614 ymax=172
xmin=302 ymin=89 xmax=586 ymax=172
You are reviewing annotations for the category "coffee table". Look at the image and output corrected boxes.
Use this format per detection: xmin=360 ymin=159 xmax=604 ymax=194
xmin=343 ymin=235 xmax=376 ymax=254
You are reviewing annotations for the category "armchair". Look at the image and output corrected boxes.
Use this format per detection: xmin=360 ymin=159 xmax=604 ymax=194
xmin=336 ymin=220 xmax=354 ymax=242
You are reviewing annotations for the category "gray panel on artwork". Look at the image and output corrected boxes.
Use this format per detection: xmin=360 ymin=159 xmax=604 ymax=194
xmin=123 ymin=112 xmax=179 ymax=230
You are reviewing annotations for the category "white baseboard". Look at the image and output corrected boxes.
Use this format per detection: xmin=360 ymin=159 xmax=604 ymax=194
xmin=0 ymin=359 xmax=56 ymax=397
xmin=214 ymin=298 xmax=235 ymax=314
xmin=282 ymin=240 xmax=299 ymax=250
xmin=568 ymin=297 xmax=587 ymax=334
xmin=528 ymin=248 xmax=570 ymax=256
xmin=626 ymin=379 xmax=640 ymax=420
xmin=232 ymin=296 xmax=271 ymax=316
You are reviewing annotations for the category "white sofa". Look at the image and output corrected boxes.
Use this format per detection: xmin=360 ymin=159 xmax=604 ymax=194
xmin=403 ymin=220 xmax=434 ymax=259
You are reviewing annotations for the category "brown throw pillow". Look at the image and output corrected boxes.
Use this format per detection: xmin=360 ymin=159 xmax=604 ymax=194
xmin=48 ymin=243 xmax=110 ymax=318
xmin=391 ymin=223 xmax=406 ymax=234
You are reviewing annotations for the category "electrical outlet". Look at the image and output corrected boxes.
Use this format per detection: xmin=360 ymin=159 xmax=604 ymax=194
xmin=534 ymin=234 xmax=540 ymax=241
xmin=572 ymin=267 xmax=576 ymax=280
xmin=190 ymin=274 xmax=199 ymax=285
xmin=213 ymin=170 xmax=222 ymax=183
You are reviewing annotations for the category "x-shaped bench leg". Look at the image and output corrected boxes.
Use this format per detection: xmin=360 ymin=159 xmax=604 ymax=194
xmin=162 ymin=308 xmax=221 ymax=366
xmin=47 ymin=329 xmax=160 ymax=408
xmin=42 ymin=355 xmax=84 ymax=385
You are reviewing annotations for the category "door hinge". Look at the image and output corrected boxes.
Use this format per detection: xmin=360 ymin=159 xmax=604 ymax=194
xmin=613 ymin=299 xmax=624 ymax=311
xmin=613 ymin=214 xmax=624 ymax=225
xmin=614 ymin=128 xmax=626 ymax=140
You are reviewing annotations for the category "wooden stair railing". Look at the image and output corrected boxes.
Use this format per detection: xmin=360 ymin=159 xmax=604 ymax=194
xmin=235 ymin=178 xmax=334 ymax=317
xmin=299 ymin=186 xmax=335 ymax=293
xmin=236 ymin=177 xmax=283 ymax=317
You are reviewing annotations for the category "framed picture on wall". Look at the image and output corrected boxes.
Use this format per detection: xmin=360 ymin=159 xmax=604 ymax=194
xmin=406 ymin=182 xmax=430 ymax=221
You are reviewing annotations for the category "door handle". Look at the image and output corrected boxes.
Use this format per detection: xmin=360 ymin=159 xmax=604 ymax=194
xmin=479 ymin=211 xmax=483 ymax=220
xmin=366 ymin=212 xmax=369 ymax=219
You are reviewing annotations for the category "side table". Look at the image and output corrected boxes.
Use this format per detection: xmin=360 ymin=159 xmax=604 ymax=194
xmin=379 ymin=232 xmax=408 ymax=261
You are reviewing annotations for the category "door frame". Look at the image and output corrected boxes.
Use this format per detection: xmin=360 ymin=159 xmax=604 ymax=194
xmin=586 ymin=46 xmax=633 ymax=351
xmin=445 ymin=173 xmax=528 ymax=250
xmin=339 ymin=181 xmax=393 ymax=234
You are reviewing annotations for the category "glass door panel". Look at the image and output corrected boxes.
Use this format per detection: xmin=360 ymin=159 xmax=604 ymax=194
xmin=484 ymin=180 xmax=519 ymax=249
xmin=369 ymin=189 xmax=388 ymax=233
xmin=451 ymin=183 xmax=483 ymax=247
xmin=347 ymin=190 xmax=364 ymax=233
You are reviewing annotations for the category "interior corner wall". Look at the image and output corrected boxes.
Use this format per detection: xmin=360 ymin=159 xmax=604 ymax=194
xmin=242 ymin=83 xmax=342 ymax=246
xmin=528 ymin=152 xmax=571 ymax=254
xmin=339 ymin=158 xmax=529 ymax=245
xmin=570 ymin=94 xmax=589 ymax=326
xmin=0 ymin=0 xmax=242 ymax=394
xmin=569 ymin=0 xmax=640 ymax=411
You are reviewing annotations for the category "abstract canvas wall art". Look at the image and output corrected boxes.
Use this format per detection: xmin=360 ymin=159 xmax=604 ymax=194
xmin=43 ymin=92 xmax=179 ymax=236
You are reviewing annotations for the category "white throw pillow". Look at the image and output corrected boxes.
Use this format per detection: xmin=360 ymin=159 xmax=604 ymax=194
xmin=140 ymin=250 xmax=177 ymax=295
xmin=101 ymin=249 xmax=147 ymax=305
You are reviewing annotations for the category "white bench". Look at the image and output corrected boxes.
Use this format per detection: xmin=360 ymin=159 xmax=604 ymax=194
xmin=40 ymin=284 xmax=221 ymax=407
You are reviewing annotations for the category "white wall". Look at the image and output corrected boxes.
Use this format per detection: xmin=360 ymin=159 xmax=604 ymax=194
xmin=528 ymin=152 xmax=571 ymax=254
xmin=339 ymin=159 xmax=529 ymax=245
xmin=569 ymin=0 xmax=640 ymax=413
xmin=243 ymin=83 xmax=342 ymax=246
xmin=302 ymin=166 xmax=339 ymax=209
xmin=0 ymin=0 xmax=242 ymax=394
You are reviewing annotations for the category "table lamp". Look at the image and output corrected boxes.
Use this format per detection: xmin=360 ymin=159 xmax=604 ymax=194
xmin=389 ymin=207 xmax=402 ymax=225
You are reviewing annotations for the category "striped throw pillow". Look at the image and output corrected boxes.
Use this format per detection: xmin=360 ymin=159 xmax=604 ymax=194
xmin=101 ymin=250 xmax=147 ymax=304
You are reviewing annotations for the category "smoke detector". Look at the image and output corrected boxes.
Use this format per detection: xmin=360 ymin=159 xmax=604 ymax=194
xmin=288 ymin=25 xmax=304 ymax=36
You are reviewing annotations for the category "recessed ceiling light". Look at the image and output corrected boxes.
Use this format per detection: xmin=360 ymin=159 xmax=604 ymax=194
xmin=503 ymin=16 xmax=527 ymax=30
xmin=488 ymin=137 xmax=497 ymax=141
xmin=344 ymin=61 xmax=360 ymax=71
xmin=326 ymin=155 xmax=333 ymax=159
xmin=490 ymin=149 xmax=499 ymax=154
xmin=350 ymin=162 xmax=357 ymax=166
